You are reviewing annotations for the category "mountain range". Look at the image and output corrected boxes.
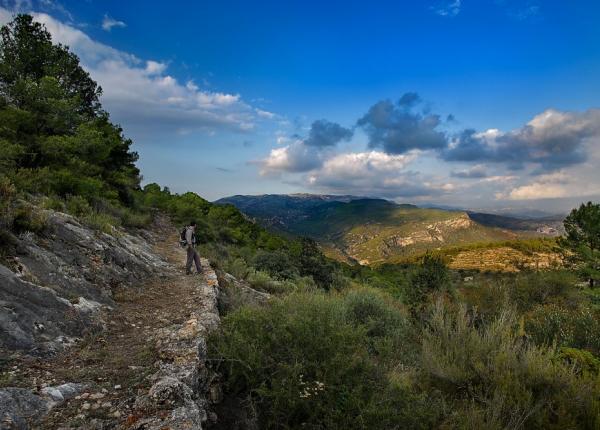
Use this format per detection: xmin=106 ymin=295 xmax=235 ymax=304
xmin=215 ymin=194 xmax=564 ymax=266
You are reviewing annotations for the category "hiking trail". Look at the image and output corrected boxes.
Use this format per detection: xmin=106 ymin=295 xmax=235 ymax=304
xmin=1 ymin=219 xmax=222 ymax=429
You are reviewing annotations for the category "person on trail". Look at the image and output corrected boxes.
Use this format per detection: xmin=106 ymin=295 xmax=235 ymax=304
xmin=184 ymin=221 xmax=202 ymax=275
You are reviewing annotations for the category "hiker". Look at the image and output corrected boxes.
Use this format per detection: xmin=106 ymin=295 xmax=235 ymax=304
xmin=183 ymin=221 xmax=202 ymax=275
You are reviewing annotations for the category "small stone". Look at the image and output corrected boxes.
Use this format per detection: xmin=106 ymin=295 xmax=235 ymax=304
xmin=101 ymin=388 xmax=108 ymax=393
xmin=101 ymin=401 xmax=112 ymax=408
xmin=82 ymin=402 xmax=91 ymax=410
xmin=91 ymin=403 xmax=100 ymax=410
xmin=113 ymin=411 xmax=122 ymax=418
xmin=90 ymin=392 xmax=105 ymax=400
xmin=114 ymin=385 xmax=122 ymax=390
xmin=80 ymin=392 xmax=90 ymax=399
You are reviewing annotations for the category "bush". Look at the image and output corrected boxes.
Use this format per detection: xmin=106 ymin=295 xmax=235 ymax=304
xmin=11 ymin=203 xmax=47 ymax=234
xmin=246 ymin=270 xmax=289 ymax=294
xmin=511 ymin=271 xmax=578 ymax=312
xmin=557 ymin=347 xmax=600 ymax=375
xmin=406 ymin=253 xmax=450 ymax=309
xmin=422 ymin=300 xmax=600 ymax=429
xmin=0 ymin=176 xmax=16 ymax=229
xmin=81 ymin=212 xmax=120 ymax=234
xmin=253 ymin=250 xmax=298 ymax=280
xmin=65 ymin=195 xmax=93 ymax=217
xmin=209 ymin=290 xmax=433 ymax=429
xmin=525 ymin=303 xmax=600 ymax=355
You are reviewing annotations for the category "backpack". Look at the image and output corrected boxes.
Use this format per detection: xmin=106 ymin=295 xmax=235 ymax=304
xmin=179 ymin=227 xmax=196 ymax=247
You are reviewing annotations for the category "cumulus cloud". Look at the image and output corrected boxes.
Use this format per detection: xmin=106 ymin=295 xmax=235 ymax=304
xmin=496 ymin=172 xmax=570 ymax=200
xmin=431 ymin=0 xmax=461 ymax=17
xmin=304 ymin=119 xmax=353 ymax=147
xmin=443 ymin=109 xmax=600 ymax=172
xmin=0 ymin=7 xmax=268 ymax=138
xmin=258 ymin=140 xmax=324 ymax=176
xmin=307 ymin=151 xmax=451 ymax=199
xmin=257 ymin=120 xmax=353 ymax=174
xmin=101 ymin=14 xmax=126 ymax=31
xmin=357 ymin=93 xmax=448 ymax=154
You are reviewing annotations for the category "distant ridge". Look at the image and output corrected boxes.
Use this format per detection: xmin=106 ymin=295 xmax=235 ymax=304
xmin=215 ymin=194 xmax=562 ymax=265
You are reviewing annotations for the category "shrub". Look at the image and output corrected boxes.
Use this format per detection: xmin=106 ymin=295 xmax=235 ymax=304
xmin=42 ymin=195 xmax=66 ymax=212
xmin=11 ymin=203 xmax=47 ymax=234
xmin=525 ymin=303 xmax=600 ymax=355
xmin=225 ymin=257 xmax=251 ymax=280
xmin=246 ymin=270 xmax=289 ymax=294
xmin=557 ymin=347 xmax=600 ymax=375
xmin=120 ymin=207 xmax=151 ymax=228
xmin=422 ymin=300 xmax=600 ymax=429
xmin=406 ymin=253 xmax=450 ymax=309
xmin=65 ymin=195 xmax=93 ymax=217
xmin=209 ymin=290 xmax=432 ymax=429
xmin=253 ymin=250 xmax=298 ymax=280
xmin=511 ymin=271 xmax=578 ymax=312
xmin=0 ymin=176 xmax=16 ymax=229
xmin=81 ymin=212 xmax=120 ymax=234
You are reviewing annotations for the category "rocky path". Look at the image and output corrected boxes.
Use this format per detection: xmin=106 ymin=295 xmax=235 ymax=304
xmin=1 ymin=226 xmax=221 ymax=429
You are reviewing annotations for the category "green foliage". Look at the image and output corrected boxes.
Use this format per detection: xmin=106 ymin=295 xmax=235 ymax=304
xmin=0 ymin=14 xmax=141 ymax=212
xmin=559 ymin=201 xmax=600 ymax=287
xmin=209 ymin=289 xmax=435 ymax=429
xmin=510 ymin=270 xmax=578 ymax=311
xmin=406 ymin=253 xmax=450 ymax=309
xmin=0 ymin=176 xmax=16 ymax=229
xmin=297 ymin=237 xmax=335 ymax=290
xmin=423 ymin=300 xmax=600 ymax=429
xmin=557 ymin=347 xmax=600 ymax=375
xmin=253 ymin=249 xmax=299 ymax=280
xmin=525 ymin=303 xmax=600 ymax=355
xmin=11 ymin=202 xmax=47 ymax=234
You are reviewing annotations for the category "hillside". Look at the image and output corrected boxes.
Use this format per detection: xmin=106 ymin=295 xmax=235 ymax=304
xmin=217 ymin=194 xmax=559 ymax=265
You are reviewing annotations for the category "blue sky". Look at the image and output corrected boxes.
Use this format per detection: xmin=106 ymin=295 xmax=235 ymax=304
xmin=1 ymin=0 xmax=600 ymax=213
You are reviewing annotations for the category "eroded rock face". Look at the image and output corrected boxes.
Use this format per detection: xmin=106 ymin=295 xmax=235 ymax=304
xmin=0 ymin=211 xmax=170 ymax=356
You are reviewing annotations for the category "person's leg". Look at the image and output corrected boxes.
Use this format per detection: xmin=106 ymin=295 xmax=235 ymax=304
xmin=193 ymin=250 xmax=202 ymax=273
xmin=186 ymin=247 xmax=194 ymax=274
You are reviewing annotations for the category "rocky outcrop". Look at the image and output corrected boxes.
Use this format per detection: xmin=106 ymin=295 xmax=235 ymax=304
xmin=0 ymin=383 xmax=86 ymax=430
xmin=0 ymin=211 xmax=170 ymax=356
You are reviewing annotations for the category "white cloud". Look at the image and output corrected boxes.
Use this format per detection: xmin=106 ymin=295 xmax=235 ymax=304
xmin=256 ymin=108 xmax=276 ymax=119
xmin=495 ymin=171 xmax=600 ymax=201
xmin=144 ymin=60 xmax=167 ymax=75
xmin=101 ymin=14 xmax=126 ymax=31
xmin=0 ymin=8 xmax=272 ymax=138
xmin=258 ymin=140 xmax=324 ymax=176
xmin=308 ymin=151 xmax=449 ymax=199
xmin=317 ymin=151 xmax=416 ymax=179
xmin=444 ymin=109 xmax=600 ymax=171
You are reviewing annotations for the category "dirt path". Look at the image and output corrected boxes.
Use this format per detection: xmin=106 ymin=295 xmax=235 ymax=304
xmin=1 ymin=223 xmax=214 ymax=429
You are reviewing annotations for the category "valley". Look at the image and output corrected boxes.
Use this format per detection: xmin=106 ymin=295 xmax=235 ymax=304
xmin=217 ymin=194 xmax=563 ymax=269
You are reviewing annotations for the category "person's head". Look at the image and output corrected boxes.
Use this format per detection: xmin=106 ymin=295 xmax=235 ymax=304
xmin=189 ymin=220 xmax=197 ymax=230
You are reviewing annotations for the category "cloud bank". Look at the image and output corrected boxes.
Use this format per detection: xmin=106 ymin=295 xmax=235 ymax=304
xmin=258 ymin=91 xmax=600 ymax=205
